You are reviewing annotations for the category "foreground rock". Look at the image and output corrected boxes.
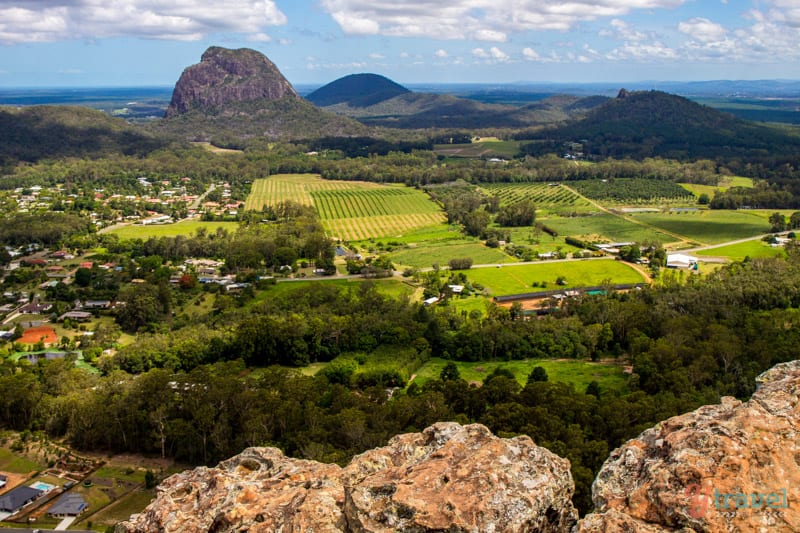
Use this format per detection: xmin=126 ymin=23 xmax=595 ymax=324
xmin=577 ymin=360 xmax=800 ymax=533
xmin=117 ymin=422 xmax=577 ymax=532
xmin=165 ymin=46 xmax=298 ymax=117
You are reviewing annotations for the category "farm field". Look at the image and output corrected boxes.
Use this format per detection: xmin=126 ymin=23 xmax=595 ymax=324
xmin=543 ymin=213 xmax=676 ymax=244
xmin=411 ymin=357 xmax=629 ymax=392
xmin=632 ymin=210 xmax=770 ymax=245
xmin=570 ymin=178 xmax=694 ymax=205
xmin=695 ymin=240 xmax=787 ymax=261
xmin=479 ymin=183 xmax=597 ymax=215
xmin=389 ymin=241 xmax=515 ymax=269
xmin=108 ymin=220 xmax=238 ymax=240
xmin=465 ymin=259 xmax=645 ymax=296
xmin=679 ymin=176 xmax=754 ymax=197
xmin=433 ymin=138 xmax=522 ymax=159
xmin=245 ymin=174 xmax=446 ymax=241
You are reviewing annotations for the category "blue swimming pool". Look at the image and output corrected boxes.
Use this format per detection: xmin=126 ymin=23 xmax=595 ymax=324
xmin=30 ymin=481 xmax=55 ymax=491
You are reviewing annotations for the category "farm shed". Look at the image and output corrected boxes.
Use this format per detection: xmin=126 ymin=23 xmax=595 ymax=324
xmin=666 ymin=253 xmax=698 ymax=269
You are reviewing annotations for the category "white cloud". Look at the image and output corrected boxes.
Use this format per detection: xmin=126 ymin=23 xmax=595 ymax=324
xmin=522 ymin=47 xmax=541 ymax=60
xmin=605 ymin=19 xmax=648 ymax=41
xmin=606 ymin=41 xmax=678 ymax=60
xmin=472 ymin=45 xmax=509 ymax=63
xmin=489 ymin=46 xmax=509 ymax=62
xmin=248 ymin=32 xmax=273 ymax=42
xmin=434 ymin=49 xmax=448 ymax=58
xmin=319 ymin=0 xmax=686 ymax=41
xmin=369 ymin=52 xmax=385 ymax=59
xmin=0 ymin=1 xmax=287 ymax=44
xmin=399 ymin=51 xmax=409 ymax=58
xmin=678 ymin=17 xmax=727 ymax=43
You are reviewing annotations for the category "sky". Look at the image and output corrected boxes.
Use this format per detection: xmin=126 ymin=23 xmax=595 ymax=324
xmin=0 ymin=0 xmax=798 ymax=87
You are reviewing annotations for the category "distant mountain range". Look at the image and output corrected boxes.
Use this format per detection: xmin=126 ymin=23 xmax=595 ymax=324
xmin=306 ymin=73 xmax=609 ymax=129
xmin=0 ymin=47 xmax=798 ymax=164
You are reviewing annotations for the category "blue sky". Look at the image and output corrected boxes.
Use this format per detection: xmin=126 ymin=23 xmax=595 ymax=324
xmin=0 ymin=0 xmax=798 ymax=87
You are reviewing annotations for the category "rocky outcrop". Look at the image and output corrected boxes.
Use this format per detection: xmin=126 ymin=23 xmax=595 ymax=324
xmin=118 ymin=361 xmax=800 ymax=533
xmin=117 ymin=422 xmax=577 ymax=533
xmin=165 ymin=46 xmax=298 ymax=117
xmin=577 ymin=360 xmax=800 ymax=533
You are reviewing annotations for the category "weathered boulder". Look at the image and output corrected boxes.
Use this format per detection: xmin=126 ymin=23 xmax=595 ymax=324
xmin=342 ymin=423 xmax=578 ymax=532
xmin=117 ymin=422 xmax=577 ymax=532
xmin=116 ymin=447 xmax=346 ymax=532
xmin=165 ymin=46 xmax=298 ymax=117
xmin=576 ymin=360 xmax=800 ymax=533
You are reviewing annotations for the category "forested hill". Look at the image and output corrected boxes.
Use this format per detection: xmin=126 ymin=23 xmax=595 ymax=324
xmin=0 ymin=105 xmax=167 ymax=168
xmin=306 ymin=73 xmax=411 ymax=108
xmin=518 ymin=89 xmax=800 ymax=161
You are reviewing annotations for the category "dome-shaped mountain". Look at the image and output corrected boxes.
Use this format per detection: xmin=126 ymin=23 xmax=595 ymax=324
xmin=306 ymin=73 xmax=411 ymax=108
xmin=165 ymin=46 xmax=298 ymax=117
xmin=527 ymin=90 xmax=800 ymax=160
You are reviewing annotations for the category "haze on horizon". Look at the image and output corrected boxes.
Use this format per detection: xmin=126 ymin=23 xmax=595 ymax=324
xmin=0 ymin=0 xmax=798 ymax=87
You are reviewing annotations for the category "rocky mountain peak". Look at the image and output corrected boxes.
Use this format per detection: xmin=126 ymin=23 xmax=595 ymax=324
xmin=165 ymin=46 xmax=298 ymax=118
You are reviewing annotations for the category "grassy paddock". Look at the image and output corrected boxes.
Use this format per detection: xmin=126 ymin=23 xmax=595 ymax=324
xmin=543 ymin=213 xmax=675 ymax=244
xmin=679 ymin=176 xmax=754 ymax=197
xmin=389 ymin=242 xmax=515 ymax=269
xmin=433 ymin=139 xmax=522 ymax=159
xmin=0 ymin=447 xmax=45 ymax=474
xmin=695 ymin=240 xmax=787 ymax=260
xmin=411 ymin=357 xmax=629 ymax=393
xmin=632 ymin=210 xmax=770 ymax=245
xmin=465 ymin=259 xmax=645 ymax=296
xmin=109 ymin=220 xmax=238 ymax=240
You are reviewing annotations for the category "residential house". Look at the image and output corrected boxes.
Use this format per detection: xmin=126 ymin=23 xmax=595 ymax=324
xmin=0 ymin=486 xmax=42 ymax=513
xmin=47 ymin=493 xmax=88 ymax=518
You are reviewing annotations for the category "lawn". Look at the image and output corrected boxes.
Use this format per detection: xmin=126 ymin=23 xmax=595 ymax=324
xmin=389 ymin=242 xmax=515 ymax=269
xmin=632 ymin=210 xmax=770 ymax=245
xmin=465 ymin=259 xmax=645 ymax=296
xmin=695 ymin=240 xmax=787 ymax=261
xmin=108 ymin=220 xmax=238 ymax=240
xmin=543 ymin=213 xmax=676 ymax=244
xmin=411 ymin=357 xmax=629 ymax=393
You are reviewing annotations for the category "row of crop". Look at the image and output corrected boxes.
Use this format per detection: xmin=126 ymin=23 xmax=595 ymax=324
xmin=324 ymin=213 xmax=444 ymax=241
xmin=481 ymin=184 xmax=589 ymax=207
xmin=312 ymin=189 xmax=439 ymax=220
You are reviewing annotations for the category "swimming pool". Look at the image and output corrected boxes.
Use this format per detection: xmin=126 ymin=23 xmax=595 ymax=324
xmin=30 ymin=481 xmax=56 ymax=492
